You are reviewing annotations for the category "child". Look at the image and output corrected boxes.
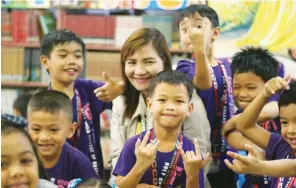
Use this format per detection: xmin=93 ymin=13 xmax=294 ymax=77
xmin=113 ymin=71 xmax=210 ymax=188
xmin=40 ymin=29 xmax=120 ymax=177
xmin=222 ymin=47 xmax=284 ymax=187
xmin=1 ymin=118 xmax=57 ymax=188
xmin=13 ymin=93 xmax=33 ymax=118
xmin=27 ymin=90 xmax=99 ymax=187
xmin=225 ymin=144 xmax=296 ymax=177
xmin=226 ymin=77 xmax=295 ymax=188
xmin=176 ymin=4 xmax=236 ymax=187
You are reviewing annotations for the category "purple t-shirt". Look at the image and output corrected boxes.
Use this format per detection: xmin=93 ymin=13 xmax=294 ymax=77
xmin=47 ymin=143 xmax=99 ymax=188
xmin=176 ymin=58 xmax=235 ymax=169
xmin=67 ymin=79 xmax=112 ymax=178
xmin=113 ymin=130 xmax=205 ymax=188
xmin=266 ymin=133 xmax=296 ymax=188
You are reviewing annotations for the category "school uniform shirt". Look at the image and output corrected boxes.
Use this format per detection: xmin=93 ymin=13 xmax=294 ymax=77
xmin=266 ymin=133 xmax=296 ymax=188
xmin=109 ymin=91 xmax=211 ymax=180
xmin=68 ymin=79 xmax=112 ymax=178
xmin=113 ymin=129 xmax=205 ymax=188
xmin=176 ymin=58 xmax=236 ymax=170
xmin=47 ymin=143 xmax=99 ymax=188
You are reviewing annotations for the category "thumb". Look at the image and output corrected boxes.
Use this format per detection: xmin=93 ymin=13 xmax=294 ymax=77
xmin=284 ymin=74 xmax=291 ymax=84
xmin=102 ymin=71 xmax=111 ymax=83
xmin=135 ymin=138 xmax=141 ymax=152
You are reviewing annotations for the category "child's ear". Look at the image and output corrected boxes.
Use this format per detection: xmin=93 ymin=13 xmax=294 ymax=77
xmin=68 ymin=122 xmax=77 ymax=138
xmin=187 ymin=103 xmax=194 ymax=117
xmin=211 ymin=27 xmax=220 ymax=42
xmin=40 ymin=55 xmax=49 ymax=69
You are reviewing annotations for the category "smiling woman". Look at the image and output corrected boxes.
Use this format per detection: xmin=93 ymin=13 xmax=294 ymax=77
xmin=109 ymin=27 xmax=211 ymax=185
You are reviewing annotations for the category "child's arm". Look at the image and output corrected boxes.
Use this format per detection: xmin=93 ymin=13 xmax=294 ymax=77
xmin=94 ymin=71 xmax=125 ymax=102
xmin=225 ymin=144 xmax=296 ymax=177
xmin=183 ymin=18 xmax=212 ymax=90
xmin=222 ymin=115 xmax=264 ymax=150
xmin=180 ymin=139 xmax=211 ymax=188
xmin=258 ymin=101 xmax=279 ymax=122
xmin=115 ymin=131 xmax=159 ymax=188
xmin=235 ymin=76 xmax=290 ymax=149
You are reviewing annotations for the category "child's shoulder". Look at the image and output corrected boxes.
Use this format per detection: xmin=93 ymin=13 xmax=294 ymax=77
xmin=62 ymin=143 xmax=90 ymax=162
xmin=74 ymin=78 xmax=104 ymax=90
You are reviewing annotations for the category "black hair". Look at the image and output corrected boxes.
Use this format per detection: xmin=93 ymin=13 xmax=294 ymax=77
xmin=148 ymin=70 xmax=193 ymax=100
xmin=231 ymin=47 xmax=279 ymax=82
xmin=77 ymin=178 xmax=111 ymax=188
xmin=28 ymin=90 xmax=73 ymax=121
xmin=40 ymin=29 xmax=86 ymax=59
xmin=1 ymin=118 xmax=49 ymax=180
xmin=278 ymin=81 xmax=296 ymax=109
xmin=178 ymin=4 xmax=219 ymax=29
xmin=13 ymin=93 xmax=33 ymax=118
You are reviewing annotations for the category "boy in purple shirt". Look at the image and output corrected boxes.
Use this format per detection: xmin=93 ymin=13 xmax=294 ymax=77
xmin=113 ymin=71 xmax=210 ymax=188
xmin=27 ymin=90 xmax=99 ymax=187
xmin=222 ymin=47 xmax=284 ymax=187
xmin=176 ymin=4 xmax=236 ymax=187
xmin=225 ymin=77 xmax=295 ymax=188
xmin=40 ymin=29 xmax=120 ymax=177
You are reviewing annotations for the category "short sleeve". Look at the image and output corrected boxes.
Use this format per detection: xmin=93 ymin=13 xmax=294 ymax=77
xmin=265 ymin=133 xmax=288 ymax=160
xmin=112 ymin=137 xmax=137 ymax=177
xmin=176 ymin=60 xmax=195 ymax=81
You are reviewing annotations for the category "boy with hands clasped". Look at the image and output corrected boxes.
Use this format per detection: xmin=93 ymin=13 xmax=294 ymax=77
xmin=113 ymin=71 xmax=210 ymax=188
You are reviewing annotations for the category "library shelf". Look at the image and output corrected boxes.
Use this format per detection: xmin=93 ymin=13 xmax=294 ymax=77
xmin=2 ymin=41 xmax=186 ymax=54
xmin=1 ymin=81 xmax=48 ymax=88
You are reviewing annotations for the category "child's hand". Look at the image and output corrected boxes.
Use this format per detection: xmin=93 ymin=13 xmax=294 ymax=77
xmin=183 ymin=17 xmax=209 ymax=54
xmin=180 ymin=139 xmax=210 ymax=177
xmin=135 ymin=131 xmax=160 ymax=172
xmin=94 ymin=71 xmax=124 ymax=102
xmin=224 ymin=144 xmax=264 ymax=174
xmin=262 ymin=75 xmax=290 ymax=98
xmin=136 ymin=184 xmax=160 ymax=188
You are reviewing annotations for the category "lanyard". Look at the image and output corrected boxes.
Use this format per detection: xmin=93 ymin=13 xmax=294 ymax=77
xmin=276 ymin=154 xmax=296 ymax=188
xmin=141 ymin=114 xmax=146 ymax=133
xmin=208 ymin=60 xmax=229 ymax=125
xmin=74 ymin=89 xmax=82 ymax=142
xmin=150 ymin=129 xmax=183 ymax=187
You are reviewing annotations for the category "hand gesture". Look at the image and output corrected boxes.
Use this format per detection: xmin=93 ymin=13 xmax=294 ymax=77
xmin=262 ymin=75 xmax=290 ymax=98
xmin=183 ymin=17 xmax=209 ymax=53
xmin=94 ymin=71 xmax=124 ymax=102
xmin=224 ymin=144 xmax=265 ymax=174
xmin=135 ymin=131 xmax=159 ymax=171
xmin=180 ymin=139 xmax=210 ymax=177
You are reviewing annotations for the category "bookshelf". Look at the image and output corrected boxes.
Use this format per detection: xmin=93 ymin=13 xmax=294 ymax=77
xmin=1 ymin=81 xmax=48 ymax=88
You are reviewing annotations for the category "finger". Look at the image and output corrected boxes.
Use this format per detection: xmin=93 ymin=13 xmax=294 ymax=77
xmin=140 ymin=131 xmax=150 ymax=147
xmin=284 ymin=74 xmax=291 ymax=83
xmin=179 ymin=147 xmax=187 ymax=161
xmin=202 ymin=152 xmax=211 ymax=167
xmin=102 ymin=71 xmax=111 ymax=83
xmin=189 ymin=151 xmax=196 ymax=159
xmin=135 ymin=138 xmax=141 ymax=151
xmin=224 ymin=159 xmax=238 ymax=172
xmin=94 ymin=85 xmax=107 ymax=94
xmin=280 ymin=76 xmax=290 ymax=90
xmin=150 ymin=140 xmax=160 ymax=155
xmin=266 ymin=84 xmax=275 ymax=94
xmin=274 ymin=78 xmax=283 ymax=90
xmin=194 ymin=139 xmax=201 ymax=156
xmin=98 ymin=96 xmax=111 ymax=102
xmin=244 ymin=144 xmax=257 ymax=157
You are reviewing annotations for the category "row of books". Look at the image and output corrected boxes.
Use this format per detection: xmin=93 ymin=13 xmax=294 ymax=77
xmin=1 ymin=0 xmax=195 ymax=10
xmin=2 ymin=9 xmax=177 ymax=48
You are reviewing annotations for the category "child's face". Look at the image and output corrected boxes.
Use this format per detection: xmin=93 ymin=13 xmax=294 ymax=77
xmin=179 ymin=13 xmax=216 ymax=53
xmin=125 ymin=44 xmax=164 ymax=96
xmin=280 ymin=104 xmax=296 ymax=150
xmin=147 ymin=83 xmax=193 ymax=129
xmin=1 ymin=132 xmax=39 ymax=188
xmin=27 ymin=110 xmax=74 ymax=162
xmin=41 ymin=41 xmax=84 ymax=85
xmin=233 ymin=72 xmax=265 ymax=110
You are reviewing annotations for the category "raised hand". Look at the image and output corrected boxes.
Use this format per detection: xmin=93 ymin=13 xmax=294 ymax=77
xmin=179 ymin=139 xmax=210 ymax=177
xmin=224 ymin=144 xmax=265 ymax=174
xmin=262 ymin=75 xmax=290 ymax=98
xmin=183 ymin=17 xmax=209 ymax=53
xmin=94 ymin=71 xmax=124 ymax=102
xmin=135 ymin=131 xmax=160 ymax=172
